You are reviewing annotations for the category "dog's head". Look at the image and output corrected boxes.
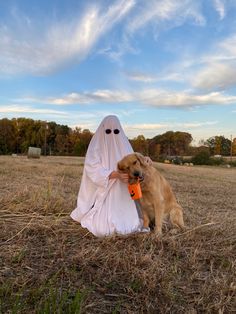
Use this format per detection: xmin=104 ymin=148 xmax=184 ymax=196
xmin=118 ymin=153 xmax=148 ymax=183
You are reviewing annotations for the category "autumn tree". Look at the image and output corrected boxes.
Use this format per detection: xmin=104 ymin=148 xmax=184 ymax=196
xmin=55 ymin=125 xmax=70 ymax=154
xmin=0 ymin=118 xmax=94 ymax=156
xmin=74 ymin=129 xmax=93 ymax=156
xmin=149 ymin=131 xmax=192 ymax=159
xmin=205 ymin=136 xmax=231 ymax=156
xmin=0 ymin=118 xmax=16 ymax=154
xmin=67 ymin=127 xmax=82 ymax=155
xmin=232 ymin=138 xmax=236 ymax=156
xmin=130 ymin=135 xmax=149 ymax=155
xmin=16 ymin=118 xmax=39 ymax=153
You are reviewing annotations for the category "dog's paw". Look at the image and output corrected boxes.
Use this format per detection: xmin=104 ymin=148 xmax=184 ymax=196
xmin=140 ymin=227 xmax=151 ymax=233
xmin=154 ymin=229 xmax=162 ymax=238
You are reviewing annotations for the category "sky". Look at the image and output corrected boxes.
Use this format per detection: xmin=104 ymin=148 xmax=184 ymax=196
xmin=0 ymin=0 xmax=236 ymax=145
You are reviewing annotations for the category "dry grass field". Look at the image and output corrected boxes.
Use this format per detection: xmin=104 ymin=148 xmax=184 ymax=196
xmin=0 ymin=156 xmax=235 ymax=313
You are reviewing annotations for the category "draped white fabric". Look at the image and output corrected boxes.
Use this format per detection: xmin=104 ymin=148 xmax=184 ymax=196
xmin=70 ymin=115 xmax=141 ymax=237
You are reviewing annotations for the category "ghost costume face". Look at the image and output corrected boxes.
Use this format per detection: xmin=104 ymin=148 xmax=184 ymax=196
xmin=70 ymin=115 xmax=141 ymax=237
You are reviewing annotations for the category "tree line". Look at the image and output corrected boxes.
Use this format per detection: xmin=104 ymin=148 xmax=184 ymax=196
xmin=0 ymin=118 xmax=235 ymax=159
xmin=0 ymin=118 xmax=93 ymax=156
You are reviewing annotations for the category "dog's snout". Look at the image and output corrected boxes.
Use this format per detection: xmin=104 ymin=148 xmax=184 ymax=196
xmin=133 ymin=171 xmax=140 ymax=177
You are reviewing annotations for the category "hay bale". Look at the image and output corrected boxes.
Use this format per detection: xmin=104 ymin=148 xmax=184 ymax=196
xmin=12 ymin=154 xmax=17 ymax=158
xmin=27 ymin=147 xmax=41 ymax=159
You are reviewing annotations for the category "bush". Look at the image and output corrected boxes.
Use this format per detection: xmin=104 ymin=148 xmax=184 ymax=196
xmin=191 ymin=151 xmax=225 ymax=166
xmin=191 ymin=151 xmax=211 ymax=165
xmin=229 ymin=160 xmax=236 ymax=167
xmin=210 ymin=157 xmax=224 ymax=166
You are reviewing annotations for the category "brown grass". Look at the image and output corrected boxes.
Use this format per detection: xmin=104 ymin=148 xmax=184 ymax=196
xmin=0 ymin=156 xmax=236 ymax=313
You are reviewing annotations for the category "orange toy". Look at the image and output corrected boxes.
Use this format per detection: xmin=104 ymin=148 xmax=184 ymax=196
xmin=128 ymin=181 xmax=142 ymax=200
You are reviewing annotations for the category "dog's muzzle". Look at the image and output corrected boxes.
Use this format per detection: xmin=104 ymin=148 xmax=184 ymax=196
xmin=133 ymin=171 xmax=140 ymax=177
xmin=132 ymin=171 xmax=144 ymax=182
xmin=139 ymin=174 xmax=144 ymax=182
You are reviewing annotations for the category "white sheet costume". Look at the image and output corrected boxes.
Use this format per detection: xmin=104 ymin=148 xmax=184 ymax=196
xmin=70 ymin=115 xmax=141 ymax=237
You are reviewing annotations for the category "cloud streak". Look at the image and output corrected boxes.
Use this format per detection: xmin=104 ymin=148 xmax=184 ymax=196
xmin=103 ymin=0 xmax=206 ymax=62
xmin=126 ymin=0 xmax=205 ymax=35
xmin=0 ymin=105 xmax=67 ymax=115
xmin=126 ymin=121 xmax=218 ymax=131
xmin=126 ymin=71 xmax=157 ymax=83
xmin=0 ymin=0 xmax=135 ymax=75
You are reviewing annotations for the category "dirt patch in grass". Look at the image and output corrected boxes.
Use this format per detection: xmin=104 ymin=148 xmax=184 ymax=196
xmin=0 ymin=156 xmax=235 ymax=313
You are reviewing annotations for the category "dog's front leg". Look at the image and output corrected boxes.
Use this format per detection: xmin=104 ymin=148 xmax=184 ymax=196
xmin=154 ymin=201 xmax=164 ymax=236
xmin=142 ymin=211 xmax=150 ymax=229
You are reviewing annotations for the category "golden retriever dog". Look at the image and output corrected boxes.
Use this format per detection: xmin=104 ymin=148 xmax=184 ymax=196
xmin=118 ymin=153 xmax=184 ymax=235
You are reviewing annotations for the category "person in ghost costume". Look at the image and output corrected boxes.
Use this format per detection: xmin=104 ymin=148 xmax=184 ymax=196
xmin=70 ymin=115 xmax=143 ymax=237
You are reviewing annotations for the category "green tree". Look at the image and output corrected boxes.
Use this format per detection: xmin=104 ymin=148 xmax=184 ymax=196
xmin=205 ymin=136 xmax=231 ymax=156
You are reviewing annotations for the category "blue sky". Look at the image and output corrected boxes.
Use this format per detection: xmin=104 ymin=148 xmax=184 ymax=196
xmin=0 ymin=0 xmax=236 ymax=144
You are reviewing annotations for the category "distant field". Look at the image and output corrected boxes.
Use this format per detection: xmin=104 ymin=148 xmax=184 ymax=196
xmin=0 ymin=156 xmax=235 ymax=313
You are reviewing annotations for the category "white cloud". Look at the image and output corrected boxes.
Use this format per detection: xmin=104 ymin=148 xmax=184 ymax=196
xmin=212 ymin=0 xmax=226 ymax=19
xmin=125 ymin=69 xmax=185 ymax=83
xmin=136 ymin=89 xmax=236 ymax=107
xmin=0 ymin=105 xmax=67 ymax=115
xmin=161 ymin=32 xmax=236 ymax=91
xmin=127 ymin=123 xmax=169 ymax=130
xmin=60 ymin=90 xmax=131 ymax=104
xmin=125 ymin=121 xmax=218 ymax=131
xmin=19 ymin=88 xmax=236 ymax=108
xmin=19 ymin=90 xmax=134 ymax=105
xmin=126 ymin=71 xmax=156 ymax=82
xmin=219 ymin=34 xmax=236 ymax=59
xmin=0 ymin=0 xmax=135 ymax=75
xmin=178 ymin=121 xmax=218 ymax=128
xmin=126 ymin=0 xmax=205 ymax=35
xmin=100 ymin=0 xmax=206 ymax=63
xmin=89 ymin=90 xmax=133 ymax=102
xmin=39 ymin=93 xmax=91 ymax=105
xmin=124 ymin=120 xmax=219 ymax=139
xmin=192 ymin=62 xmax=236 ymax=90
xmin=160 ymin=72 xmax=184 ymax=82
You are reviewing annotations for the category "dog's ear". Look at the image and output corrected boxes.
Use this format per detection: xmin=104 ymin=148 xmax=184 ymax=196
xmin=117 ymin=161 xmax=124 ymax=171
xmin=135 ymin=152 xmax=147 ymax=167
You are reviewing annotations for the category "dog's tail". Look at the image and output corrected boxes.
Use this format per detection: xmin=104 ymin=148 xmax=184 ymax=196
xmin=170 ymin=204 xmax=185 ymax=229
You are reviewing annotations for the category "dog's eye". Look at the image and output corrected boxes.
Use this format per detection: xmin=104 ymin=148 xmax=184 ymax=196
xmin=133 ymin=160 xmax=137 ymax=165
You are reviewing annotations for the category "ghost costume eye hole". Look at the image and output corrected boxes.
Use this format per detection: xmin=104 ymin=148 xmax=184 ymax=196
xmin=105 ymin=129 xmax=112 ymax=134
xmin=114 ymin=129 xmax=120 ymax=134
